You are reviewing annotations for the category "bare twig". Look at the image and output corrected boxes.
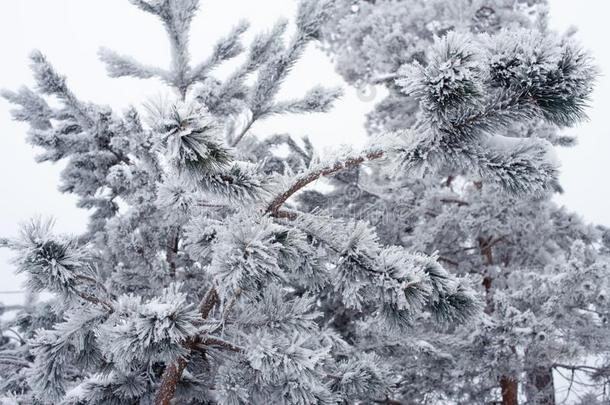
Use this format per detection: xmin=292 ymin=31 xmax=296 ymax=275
xmin=74 ymin=274 xmax=109 ymax=295
xmin=438 ymin=256 xmax=459 ymax=266
xmin=266 ymin=150 xmax=384 ymax=217
xmin=370 ymin=72 xmax=400 ymax=84
xmin=200 ymin=337 xmax=242 ymax=353
xmin=198 ymin=287 xmax=220 ymax=319
xmin=439 ymin=198 xmax=470 ymax=207
xmin=229 ymin=115 xmax=255 ymax=147
xmin=74 ymin=288 xmax=114 ymax=313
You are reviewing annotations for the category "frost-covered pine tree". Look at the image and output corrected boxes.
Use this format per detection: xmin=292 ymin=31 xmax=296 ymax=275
xmin=0 ymin=0 xmax=598 ymax=404
xmin=317 ymin=1 xmax=608 ymax=404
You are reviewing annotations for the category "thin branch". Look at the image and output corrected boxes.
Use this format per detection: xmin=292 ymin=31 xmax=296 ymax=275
xmin=438 ymin=256 xmax=459 ymax=266
xmin=74 ymin=273 xmax=109 ymax=295
xmin=266 ymin=150 xmax=385 ymax=217
xmin=554 ymin=363 xmax=610 ymax=374
xmin=563 ymin=369 xmax=575 ymax=404
xmin=199 ymin=337 xmax=243 ymax=353
xmin=285 ymin=218 xmax=383 ymax=276
xmin=222 ymin=288 xmax=242 ymax=322
xmin=370 ymin=72 xmax=400 ymax=84
xmin=74 ymin=288 xmax=114 ymax=313
xmin=129 ymin=0 xmax=160 ymax=15
xmin=198 ymin=287 xmax=220 ymax=319
xmin=5 ymin=328 xmax=25 ymax=344
xmin=0 ymin=358 xmax=30 ymax=368
xmin=439 ymin=198 xmax=470 ymax=207
xmin=229 ymin=115 xmax=255 ymax=147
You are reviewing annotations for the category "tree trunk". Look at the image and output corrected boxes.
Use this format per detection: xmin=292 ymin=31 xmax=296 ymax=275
xmin=479 ymin=236 xmax=519 ymax=405
xmin=526 ymin=366 xmax=555 ymax=405
xmin=500 ymin=375 xmax=519 ymax=405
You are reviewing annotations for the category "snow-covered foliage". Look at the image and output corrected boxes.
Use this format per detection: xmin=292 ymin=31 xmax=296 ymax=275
xmin=0 ymin=0 xmax=600 ymax=404
xmin=317 ymin=1 xmax=607 ymax=404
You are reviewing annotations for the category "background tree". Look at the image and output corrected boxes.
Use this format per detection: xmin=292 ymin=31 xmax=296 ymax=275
xmin=0 ymin=0 xmax=597 ymax=404
xmin=317 ymin=0 xmax=608 ymax=403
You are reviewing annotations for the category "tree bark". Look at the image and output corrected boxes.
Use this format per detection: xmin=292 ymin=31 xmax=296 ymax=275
xmin=154 ymin=339 xmax=194 ymax=405
xmin=525 ymin=366 xmax=555 ymax=405
xmin=478 ymin=236 xmax=519 ymax=405
xmin=500 ymin=375 xmax=519 ymax=405
xmin=154 ymin=288 xmax=219 ymax=405
xmin=166 ymin=227 xmax=180 ymax=278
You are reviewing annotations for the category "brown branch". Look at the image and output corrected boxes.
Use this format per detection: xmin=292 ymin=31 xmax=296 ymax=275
xmin=74 ymin=288 xmax=114 ymax=313
xmin=166 ymin=227 xmax=180 ymax=278
xmin=373 ymin=397 xmax=404 ymax=405
xmin=155 ymin=287 xmax=220 ymax=405
xmin=443 ymin=175 xmax=455 ymax=188
xmin=499 ymin=375 xmax=518 ymax=405
xmin=200 ymin=337 xmax=242 ymax=353
xmin=198 ymin=287 xmax=219 ymax=318
xmin=439 ymin=198 xmax=470 ymax=207
xmin=484 ymin=235 xmax=508 ymax=250
xmin=155 ymin=340 xmax=195 ymax=405
xmin=155 ymin=333 xmax=242 ymax=405
xmin=553 ymin=363 xmax=610 ymax=374
xmin=266 ymin=150 xmax=384 ymax=217
xmin=274 ymin=209 xmax=298 ymax=220
xmin=438 ymin=256 xmax=459 ymax=266
xmin=222 ymin=288 xmax=242 ymax=322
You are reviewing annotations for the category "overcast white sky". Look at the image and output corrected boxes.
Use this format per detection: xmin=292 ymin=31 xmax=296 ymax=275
xmin=0 ymin=0 xmax=609 ymax=298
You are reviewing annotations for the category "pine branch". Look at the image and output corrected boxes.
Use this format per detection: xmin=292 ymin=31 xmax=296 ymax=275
xmin=266 ymin=150 xmax=384 ymax=217
xmin=228 ymin=115 xmax=255 ymax=147
xmin=155 ymin=286 xmax=220 ymax=405
xmin=189 ymin=21 xmax=250 ymax=82
xmin=199 ymin=337 xmax=242 ymax=353
xmin=439 ymin=198 xmax=470 ymax=207
xmin=198 ymin=287 xmax=219 ymax=318
xmin=74 ymin=273 xmax=109 ymax=295
xmin=128 ymin=0 xmax=160 ymax=15
xmin=370 ymin=72 xmax=400 ymax=84
xmin=74 ymin=288 xmax=114 ymax=313
xmin=98 ymin=48 xmax=170 ymax=82
xmin=165 ymin=227 xmax=180 ymax=278
xmin=553 ymin=363 xmax=610 ymax=374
